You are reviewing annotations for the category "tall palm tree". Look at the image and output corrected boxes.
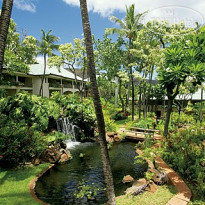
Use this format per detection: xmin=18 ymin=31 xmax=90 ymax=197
xmin=106 ymin=4 xmax=145 ymax=121
xmin=0 ymin=0 xmax=14 ymax=75
xmin=79 ymin=0 xmax=116 ymax=204
xmin=38 ymin=29 xmax=59 ymax=96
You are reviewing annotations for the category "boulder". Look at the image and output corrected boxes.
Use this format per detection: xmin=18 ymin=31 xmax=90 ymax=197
xmin=149 ymin=169 xmax=167 ymax=185
xmin=114 ymin=135 xmax=122 ymax=142
xmin=59 ymin=152 xmax=70 ymax=164
xmin=125 ymin=178 xmax=148 ymax=195
xmin=122 ymin=175 xmax=134 ymax=183
xmin=40 ymin=147 xmax=61 ymax=164
xmin=145 ymin=181 xmax=158 ymax=193
xmin=33 ymin=158 xmax=41 ymax=166
xmin=106 ymin=132 xmax=116 ymax=138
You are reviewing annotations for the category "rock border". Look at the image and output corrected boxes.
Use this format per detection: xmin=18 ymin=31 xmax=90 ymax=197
xmin=28 ymin=164 xmax=54 ymax=205
xmin=136 ymin=148 xmax=192 ymax=205
xmin=155 ymin=157 xmax=192 ymax=205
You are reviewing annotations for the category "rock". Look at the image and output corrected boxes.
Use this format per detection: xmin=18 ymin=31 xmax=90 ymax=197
xmin=114 ymin=135 xmax=122 ymax=142
xmin=150 ymin=169 xmax=167 ymax=185
xmin=60 ymin=141 xmax=67 ymax=149
xmin=59 ymin=153 xmax=70 ymax=164
xmin=33 ymin=158 xmax=41 ymax=166
xmin=147 ymin=160 xmax=155 ymax=170
xmin=40 ymin=147 xmax=61 ymax=164
xmin=122 ymin=175 xmax=134 ymax=183
xmin=125 ymin=178 xmax=148 ymax=195
xmin=145 ymin=181 xmax=158 ymax=193
xmin=106 ymin=132 xmax=117 ymax=138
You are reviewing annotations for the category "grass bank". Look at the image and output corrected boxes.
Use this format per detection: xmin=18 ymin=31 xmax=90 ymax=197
xmin=0 ymin=164 xmax=49 ymax=205
xmin=116 ymin=185 xmax=177 ymax=205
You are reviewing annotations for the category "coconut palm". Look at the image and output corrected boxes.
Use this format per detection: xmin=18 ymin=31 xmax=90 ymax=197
xmin=106 ymin=4 xmax=146 ymax=120
xmin=38 ymin=29 xmax=59 ymax=96
xmin=0 ymin=0 xmax=14 ymax=75
xmin=79 ymin=0 xmax=116 ymax=204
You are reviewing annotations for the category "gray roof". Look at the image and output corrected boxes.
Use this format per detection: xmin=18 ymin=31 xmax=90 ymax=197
xmin=28 ymin=64 xmax=83 ymax=81
xmin=175 ymin=88 xmax=205 ymax=101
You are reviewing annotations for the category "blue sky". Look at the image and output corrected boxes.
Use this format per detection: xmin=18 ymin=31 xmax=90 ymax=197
xmin=10 ymin=0 xmax=123 ymax=44
xmin=4 ymin=0 xmax=205 ymax=46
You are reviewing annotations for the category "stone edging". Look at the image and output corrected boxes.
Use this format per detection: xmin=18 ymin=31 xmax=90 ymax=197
xmin=155 ymin=157 xmax=192 ymax=205
xmin=29 ymin=164 xmax=54 ymax=205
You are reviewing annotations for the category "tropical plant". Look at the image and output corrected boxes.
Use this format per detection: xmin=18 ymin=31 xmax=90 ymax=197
xmin=38 ymin=29 xmax=59 ymax=96
xmin=158 ymin=30 xmax=205 ymax=137
xmin=106 ymin=4 xmax=146 ymax=121
xmin=0 ymin=91 xmax=60 ymax=165
xmin=50 ymin=92 xmax=96 ymax=139
xmin=79 ymin=0 xmax=116 ymax=203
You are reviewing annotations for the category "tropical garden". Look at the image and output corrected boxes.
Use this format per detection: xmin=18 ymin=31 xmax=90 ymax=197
xmin=0 ymin=0 xmax=204 ymax=205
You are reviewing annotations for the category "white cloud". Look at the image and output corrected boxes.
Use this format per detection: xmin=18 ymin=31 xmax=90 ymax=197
xmin=62 ymin=0 xmax=205 ymax=23
xmin=14 ymin=0 xmax=36 ymax=13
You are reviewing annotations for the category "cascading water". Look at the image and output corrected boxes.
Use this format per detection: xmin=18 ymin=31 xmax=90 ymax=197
xmin=56 ymin=117 xmax=81 ymax=148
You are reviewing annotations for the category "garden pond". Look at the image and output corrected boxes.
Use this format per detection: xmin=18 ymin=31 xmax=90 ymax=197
xmin=35 ymin=141 xmax=147 ymax=204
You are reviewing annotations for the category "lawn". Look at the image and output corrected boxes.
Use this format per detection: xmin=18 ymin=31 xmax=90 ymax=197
xmin=0 ymin=164 xmax=49 ymax=205
xmin=116 ymin=185 xmax=177 ymax=205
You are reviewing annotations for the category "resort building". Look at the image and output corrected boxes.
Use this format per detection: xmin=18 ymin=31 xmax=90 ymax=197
xmin=0 ymin=64 xmax=86 ymax=97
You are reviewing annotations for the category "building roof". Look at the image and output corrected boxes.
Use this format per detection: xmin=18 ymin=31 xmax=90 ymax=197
xmin=64 ymin=68 xmax=89 ymax=80
xmin=28 ymin=64 xmax=83 ymax=81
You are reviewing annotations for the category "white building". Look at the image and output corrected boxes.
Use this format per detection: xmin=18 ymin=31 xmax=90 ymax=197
xmin=0 ymin=64 xmax=86 ymax=97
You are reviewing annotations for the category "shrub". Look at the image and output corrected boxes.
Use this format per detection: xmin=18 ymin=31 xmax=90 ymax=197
xmin=133 ymin=117 xmax=156 ymax=129
xmin=0 ymin=92 xmax=60 ymax=166
xmin=111 ymin=111 xmax=128 ymax=121
xmin=51 ymin=92 xmax=96 ymax=139
xmin=162 ymin=129 xmax=205 ymax=197
xmin=104 ymin=116 xmax=116 ymax=132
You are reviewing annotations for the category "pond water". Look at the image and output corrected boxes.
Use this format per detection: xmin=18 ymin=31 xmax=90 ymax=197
xmin=35 ymin=142 xmax=147 ymax=205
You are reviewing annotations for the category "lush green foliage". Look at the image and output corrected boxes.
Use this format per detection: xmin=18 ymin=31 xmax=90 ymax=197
xmin=133 ymin=117 xmax=156 ymax=129
xmin=51 ymin=92 xmax=96 ymax=139
xmin=162 ymin=128 xmax=205 ymax=198
xmin=0 ymin=92 xmax=60 ymax=165
xmin=4 ymin=19 xmax=37 ymax=73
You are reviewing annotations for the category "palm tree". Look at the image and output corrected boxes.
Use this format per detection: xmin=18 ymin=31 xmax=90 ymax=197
xmin=38 ymin=29 xmax=59 ymax=96
xmin=0 ymin=0 xmax=14 ymax=75
xmin=79 ymin=0 xmax=116 ymax=204
xmin=106 ymin=4 xmax=145 ymax=121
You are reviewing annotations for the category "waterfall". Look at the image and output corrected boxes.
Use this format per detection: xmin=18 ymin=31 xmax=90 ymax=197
xmin=56 ymin=117 xmax=80 ymax=142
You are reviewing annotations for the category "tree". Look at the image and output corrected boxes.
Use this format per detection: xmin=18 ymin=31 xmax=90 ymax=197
xmin=38 ymin=29 xmax=59 ymax=96
xmin=94 ymin=35 xmax=126 ymax=108
xmin=79 ymin=0 xmax=116 ymax=204
xmin=2 ymin=19 xmax=37 ymax=74
xmin=48 ymin=38 xmax=87 ymax=100
xmin=158 ymin=31 xmax=205 ymax=137
xmin=0 ymin=0 xmax=14 ymax=75
xmin=106 ymin=4 xmax=145 ymax=120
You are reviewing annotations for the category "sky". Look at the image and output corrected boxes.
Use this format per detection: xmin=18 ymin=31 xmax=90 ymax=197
xmin=1 ymin=0 xmax=204 ymax=46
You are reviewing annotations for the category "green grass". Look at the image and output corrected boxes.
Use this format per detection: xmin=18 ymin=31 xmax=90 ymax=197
xmin=116 ymin=185 xmax=177 ymax=205
xmin=0 ymin=164 xmax=49 ymax=205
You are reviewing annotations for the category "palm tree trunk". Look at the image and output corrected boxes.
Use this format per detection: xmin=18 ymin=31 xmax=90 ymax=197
xmin=128 ymin=38 xmax=135 ymax=121
xmin=200 ymin=87 xmax=203 ymax=126
xmin=119 ymin=79 xmax=125 ymax=112
xmin=79 ymin=1 xmax=116 ymax=204
xmin=164 ymin=97 xmax=173 ymax=138
xmin=39 ymin=54 xmax=47 ymax=96
xmin=0 ymin=0 xmax=14 ymax=75
xmin=138 ymin=84 xmax=142 ymax=119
